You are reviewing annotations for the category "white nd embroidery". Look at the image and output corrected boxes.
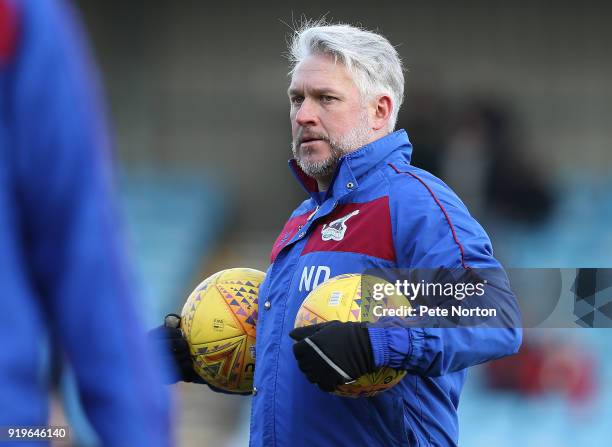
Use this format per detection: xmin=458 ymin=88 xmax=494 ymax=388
xmin=321 ymin=210 xmax=360 ymax=241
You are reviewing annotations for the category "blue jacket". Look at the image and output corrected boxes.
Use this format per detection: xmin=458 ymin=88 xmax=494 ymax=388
xmin=250 ymin=130 xmax=521 ymax=446
xmin=0 ymin=1 xmax=171 ymax=445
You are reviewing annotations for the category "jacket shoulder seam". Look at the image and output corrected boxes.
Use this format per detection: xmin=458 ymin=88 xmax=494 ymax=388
xmin=388 ymin=162 xmax=470 ymax=270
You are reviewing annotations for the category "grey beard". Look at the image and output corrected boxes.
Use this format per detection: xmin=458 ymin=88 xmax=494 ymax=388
xmin=292 ymin=142 xmax=344 ymax=179
xmin=291 ymin=122 xmax=372 ymax=180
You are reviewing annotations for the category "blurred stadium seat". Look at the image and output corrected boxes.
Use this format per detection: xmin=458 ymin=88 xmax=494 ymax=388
xmin=459 ymin=173 xmax=612 ymax=445
xmin=119 ymin=168 xmax=229 ymax=326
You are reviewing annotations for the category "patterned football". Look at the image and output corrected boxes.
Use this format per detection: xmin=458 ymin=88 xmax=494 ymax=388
xmin=294 ymin=273 xmax=409 ymax=397
xmin=180 ymin=268 xmax=264 ymax=393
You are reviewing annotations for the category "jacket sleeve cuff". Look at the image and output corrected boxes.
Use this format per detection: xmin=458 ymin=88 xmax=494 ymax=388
xmin=369 ymin=326 xmax=427 ymax=370
xmin=367 ymin=327 xmax=389 ymax=368
xmin=401 ymin=327 xmax=427 ymax=370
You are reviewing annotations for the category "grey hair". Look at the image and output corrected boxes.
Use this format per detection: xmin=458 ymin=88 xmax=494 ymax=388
xmin=288 ymin=20 xmax=405 ymax=131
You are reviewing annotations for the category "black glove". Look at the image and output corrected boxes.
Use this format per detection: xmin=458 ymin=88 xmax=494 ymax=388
xmin=148 ymin=313 xmax=200 ymax=384
xmin=289 ymin=321 xmax=376 ymax=392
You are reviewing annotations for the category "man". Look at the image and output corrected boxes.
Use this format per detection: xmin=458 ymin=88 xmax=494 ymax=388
xmin=0 ymin=1 xmax=171 ymax=445
xmin=158 ymin=22 xmax=521 ymax=446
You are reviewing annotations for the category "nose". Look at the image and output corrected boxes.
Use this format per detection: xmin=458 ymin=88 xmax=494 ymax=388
xmin=294 ymin=98 xmax=318 ymax=127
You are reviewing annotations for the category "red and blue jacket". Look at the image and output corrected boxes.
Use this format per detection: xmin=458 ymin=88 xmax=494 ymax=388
xmin=249 ymin=130 xmax=522 ymax=446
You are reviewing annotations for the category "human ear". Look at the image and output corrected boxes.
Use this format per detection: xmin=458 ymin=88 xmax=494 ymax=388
xmin=371 ymin=95 xmax=392 ymax=131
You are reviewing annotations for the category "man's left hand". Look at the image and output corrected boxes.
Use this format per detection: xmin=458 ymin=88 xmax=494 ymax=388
xmin=289 ymin=321 xmax=376 ymax=392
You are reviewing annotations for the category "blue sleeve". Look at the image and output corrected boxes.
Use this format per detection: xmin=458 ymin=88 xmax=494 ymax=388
xmin=10 ymin=1 xmax=171 ymax=445
xmin=370 ymin=172 xmax=522 ymax=376
xmin=370 ymin=322 xmax=522 ymax=376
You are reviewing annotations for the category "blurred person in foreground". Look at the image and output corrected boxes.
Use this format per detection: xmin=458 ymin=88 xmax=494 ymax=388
xmin=156 ymin=21 xmax=522 ymax=446
xmin=0 ymin=0 xmax=171 ymax=445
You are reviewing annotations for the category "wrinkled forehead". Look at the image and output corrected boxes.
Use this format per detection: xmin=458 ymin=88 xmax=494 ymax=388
xmin=289 ymin=53 xmax=358 ymax=93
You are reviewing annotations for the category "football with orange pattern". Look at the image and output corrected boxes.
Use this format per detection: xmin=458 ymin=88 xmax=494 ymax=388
xmin=180 ymin=268 xmax=265 ymax=394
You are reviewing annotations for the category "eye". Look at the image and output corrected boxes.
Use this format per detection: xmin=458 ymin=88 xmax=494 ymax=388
xmin=290 ymin=95 xmax=304 ymax=106
xmin=321 ymin=95 xmax=337 ymax=103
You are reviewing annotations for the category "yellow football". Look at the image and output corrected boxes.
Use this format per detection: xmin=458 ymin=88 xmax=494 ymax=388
xmin=294 ymin=273 xmax=410 ymax=397
xmin=180 ymin=268 xmax=265 ymax=394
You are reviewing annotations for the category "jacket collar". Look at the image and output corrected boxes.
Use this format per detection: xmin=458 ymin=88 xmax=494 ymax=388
xmin=289 ymin=129 xmax=413 ymax=204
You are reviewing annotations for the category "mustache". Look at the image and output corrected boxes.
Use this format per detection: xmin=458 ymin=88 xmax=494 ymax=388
xmin=295 ymin=129 xmax=329 ymax=145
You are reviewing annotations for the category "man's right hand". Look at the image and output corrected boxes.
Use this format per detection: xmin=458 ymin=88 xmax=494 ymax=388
xmin=148 ymin=313 xmax=200 ymax=384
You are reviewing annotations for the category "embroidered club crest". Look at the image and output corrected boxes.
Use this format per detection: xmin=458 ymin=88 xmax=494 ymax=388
xmin=321 ymin=210 xmax=360 ymax=241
